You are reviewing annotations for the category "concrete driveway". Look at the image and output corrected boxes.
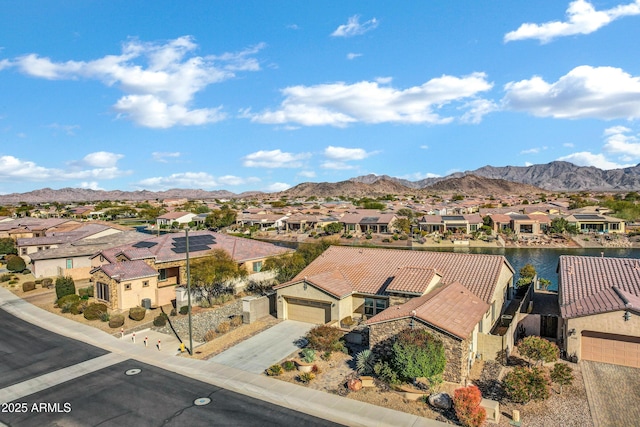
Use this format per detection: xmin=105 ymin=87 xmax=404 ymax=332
xmin=211 ymin=320 xmax=314 ymax=374
xmin=581 ymin=361 xmax=640 ymax=427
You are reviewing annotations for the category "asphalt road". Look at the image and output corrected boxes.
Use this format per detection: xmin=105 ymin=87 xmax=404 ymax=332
xmin=0 ymin=308 xmax=107 ymax=389
xmin=0 ymin=308 xmax=341 ymax=427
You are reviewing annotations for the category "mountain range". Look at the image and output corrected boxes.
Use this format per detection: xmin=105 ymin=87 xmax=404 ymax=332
xmin=1 ymin=161 xmax=639 ymax=204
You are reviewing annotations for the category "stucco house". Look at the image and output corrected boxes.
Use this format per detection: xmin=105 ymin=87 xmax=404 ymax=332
xmin=274 ymin=246 xmax=515 ymax=382
xmin=90 ymin=231 xmax=292 ymax=311
xmin=339 ymin=211 xmax=398 ymax=234
xmin=565 ymin=213 xmax=626 ymax=234
xmin=155 ymin=212 xmax=197 ymax=228
xmin=558 ymin=255 xmax=640 ymax=368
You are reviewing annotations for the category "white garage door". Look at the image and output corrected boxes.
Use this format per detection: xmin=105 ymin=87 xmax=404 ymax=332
xmin=286 ymin=298 xmax=331 ymax=324
xmin=581 ymin=331 xmax=640 ymax=368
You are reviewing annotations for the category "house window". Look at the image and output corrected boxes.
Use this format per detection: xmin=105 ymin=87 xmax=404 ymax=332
xmin=45 ymin=246 xmax=50 ymax=250
xmin=253 ymin=261 xmax=263 ymax=272
xmin=96 ymin=282 xmax=110 ymax=302
xmin=143 ymin=280 xmax=149 ymax=287
xmin=364 ymin=298 xmax=388 ymax=317
xmin=66 ymin=259 xmax=73 ymax=269
xmin=158 ymin=269 xmax=167 ymax=281
xmin=124 ymin=283 xmax=132 ymax=291
xmin=37 ymin=247 xmax=43 ymax=251
xmin=21 ymin=248 xmax=27 ymax=255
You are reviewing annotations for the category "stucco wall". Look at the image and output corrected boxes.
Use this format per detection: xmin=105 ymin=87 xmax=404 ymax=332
xmin=32 ymin=256 xmax=93 ymax=279
xmin=118 ymin=277 xmax=158 ymax=311
xmin=369 ymin=317 xmax=470 ymax=383
xmin=276 ymin=281 xmax=340 ymax=321
xmin=566 ymin=310 xmax=640 ymax=360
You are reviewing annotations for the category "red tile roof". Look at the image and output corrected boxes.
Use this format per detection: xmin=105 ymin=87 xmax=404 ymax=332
xmin=386 ymin=267 xmax=440 ymax=295
xmin=558 ymin=255 xmax=640 ymax=318
xmin=367 ymin=282 xmax=489 ymax=339
xmin=275 ymin=246 xmax=512 ymax=303
xmin=96 ymin=259 xmax=158 ymax=281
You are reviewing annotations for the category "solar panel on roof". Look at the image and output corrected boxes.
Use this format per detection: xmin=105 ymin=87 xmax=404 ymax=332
xmin=132 ymin=241 xmax=158 ymax=248
xmin=574 ymin=214 xmax=603 ymax=220
xmin=360 ymin=217 xmax=380 ymax=223
xmin=442 ymin=215 xmax=465 ymax=221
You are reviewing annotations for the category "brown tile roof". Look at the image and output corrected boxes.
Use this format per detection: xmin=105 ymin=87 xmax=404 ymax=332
xmin=367 ymin=282 xmax=489 ymax=340
xmin=275 ymin=246 xmax=511 ymax=303
xmin=558 ymin=255 xmax=640 ymax=318
xmin=386 ymin=267 xmax=440 ymax=295
xmin=96 ymin=260 xmax=158 ymax=281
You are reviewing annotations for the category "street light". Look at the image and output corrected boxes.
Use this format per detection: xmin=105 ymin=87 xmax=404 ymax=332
xmin=185 ymin=227 xmax=193 ymax=355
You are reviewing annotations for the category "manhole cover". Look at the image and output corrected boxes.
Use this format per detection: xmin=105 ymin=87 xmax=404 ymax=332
xmin=125 ymin=368 xmax=142 ymax=376
xmin=194 ymin=397 xmax=211 ymax=406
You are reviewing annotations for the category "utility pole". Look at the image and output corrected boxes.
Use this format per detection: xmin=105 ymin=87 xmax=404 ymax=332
xmin=186 ymin=227 xmax=193 ymax=355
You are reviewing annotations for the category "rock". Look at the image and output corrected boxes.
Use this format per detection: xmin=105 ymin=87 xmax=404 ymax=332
xmin=109 ymin=314 xmax=125 ymax=328
xmin=428 ymin=392 xmax=452 ymax=410
xmin=347 ymin=378 xmax=362 ymax=392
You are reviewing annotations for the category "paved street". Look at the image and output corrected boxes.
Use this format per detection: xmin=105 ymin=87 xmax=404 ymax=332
xmin=211 ymin=320 xmax=313 ymax=373
xmin=581 ymin=360 xmax=640 ymax=427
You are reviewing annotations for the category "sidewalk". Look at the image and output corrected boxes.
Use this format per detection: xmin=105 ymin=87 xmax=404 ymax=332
xmin=0 ymin=287 xmax=447 ymax=427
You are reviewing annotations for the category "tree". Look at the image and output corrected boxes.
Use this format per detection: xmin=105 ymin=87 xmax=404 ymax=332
xmin=394 ymin=218 xmax=411 ymax=234
xmin=323 ymin=222 xmax=343 ymax=235
xmin=55 ymin=276 xmax=76 ymax=300
xmin=519 ymin=264 xmax=536 ymax=279
xmin=502 ymin=366 xmax=551 ymax=404
xmin=189 ymin=249 xmax=247 ymax=305
xmin=453 ymin=385 xmax=487 ymax=427
xmin=264 ymin=253 xmax=307 ymax=283
xmin=550 ymin=363 xmax=574 ymax=394
xmin=396 ymin=208 xmax=415 ymax=219
xmin=205 ymin=207 xmax=237 ymax=230
xmin=392 ymin=329 xmax=446 ymax=382
xmin=6 ymin=255 xmax=26 ymax=272
xmin=549 ymin=217 xmax=569 ymax=234
xmin=0 ymin=237 xmax=17 ymax=255
xmin=538 ymin=278 xmax=551 ymax=291
xmin=518 ymin=336 xmax=559 ymax=366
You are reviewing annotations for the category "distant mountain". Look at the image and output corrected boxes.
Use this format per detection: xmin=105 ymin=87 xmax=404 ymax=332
xmin=355 ymin=161 xmax=640 ymax=191
xmin=423 ymin=175 xmax=544 ymax=194
xmin=0 ymin=187 xmax=263 ymax=204
xmin=279 ymin=178 xmax=416 ymax=199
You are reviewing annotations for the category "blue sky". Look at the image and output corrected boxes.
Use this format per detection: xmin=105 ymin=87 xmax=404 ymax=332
xmin=1 ymin=0 xmax=640 ymax=195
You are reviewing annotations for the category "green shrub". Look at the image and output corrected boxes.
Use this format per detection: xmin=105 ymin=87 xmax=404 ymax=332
xmin=0 ymin=273 xmax=11 ymax=282
xmin=78 ymin=287 xmax=88 ymax=297
xmin=282 ymin=360 xmax=296 ymax=371
xmin=320 ymin=351 xmax=332 ymax=361
xmin=35 ymin=279 xmax=43 ymax=284
xmin=266 ymin=364 xmax=283 ymax=376
xmin=153 ymin=314 xmax=167 ymax=327
xmin=57 ymin=294 xmax=80 ymax=307
xmin=355 ymin=349 xmax=376 ymax=375
xmin=109 ymin=314 xmax=125 ymax=328
xmin=392 ymin=329 xmax=446 ymax=382
xmin=217 ymin=321 xmax=231 ymax=334
xmin=100 ymin=312 xmax=110 ymax=322
xmin=61 ymin=301 xmax=79 ymax=314
xmin=300 ymin=348 xmax=316 ymax=363
xmin=129 ymin=306 xmax=146 ymax=321
xmin=298 ymin=372 xmax=315 ymax=383
xmin=55 ymin=276 xmax=76 ymax=300
xmin=22 ymin=269 xmax=31 ymax=274
xmin=204 ymin=330 xmax=217 ymax=342
xmin=68 ymin=301 xmax=84 ymax=315
xmin=170 ymin=308 xmax=177 ymax=316
xmin=84 ymin=303 xmax=108 ymax=320
xmin=6 ymin=255 xmax=26 ymax=272
xmin=42 ymin=278 xmax=53 ymax=288
xmin=373 ymin=361 xmax=399 ymax=385
xmin=502 ymin=366 xmax=551 ymax=404
xmin=199 ymin=299 xmax=211 ymax=308
xmin=550 ymin=363 xmax=574 ymax=394
xmin=305 ymin=325 xmax=345 ymax=353
xmin=22 ymin=281 xmax=36 ymax=292
xmin=230 ymin=315 xmax=243 ymax=327
xmin=179 ymin=305 xmax=189 ymax=315
xmin=518 ymin=336 xmax=559 ymax=366
xmin=341 ymin=316 xmax=356 ymax=328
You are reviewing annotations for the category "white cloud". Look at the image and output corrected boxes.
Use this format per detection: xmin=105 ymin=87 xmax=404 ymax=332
xmin=460 ymin=99 xmax=499 ymax=124
xmin=524 ymin=162 xmax=533 ymax=167
xmin=503 ymin=65 xmax=640 ymax=120
xmin=324 ymin=146 xmax=372 ymax=161
xmin=420 ymin=145 xmax=429 ymax=150
xmin=563 ymin=142 xmax=575 ymax=147
xmin=248 ymin=73 xmax=494 ymax=127
xmin=505 ymin=0 xmax=640 ymax=43
xmin=46 ymin=123 xmax=80 ymax=136
xmin=217 ymin=175 xmax=260 ymax=186
xmin=0 ymin=153 xmax=130 ymax=182
xmin=134 ymin=172 xmax=218 ymax=191
xmin=297 ymin=170 xmax=316 ymax=178
xmin=266 ymin=182 xmax=291 ymax=192
xmin=604 ymin=125 xmax=631 ymax=136
xmin=603 ymin=126 xmax=640 ymax=158
xmin=321 ymin=161 xmax=356 ymax=170
xmin=242 ymin=149 xmax=310 ymax=168
xmin=79 ymin=181 xmax=104 ymax=191
xmin=331 ymin=15 xmax=378 ymax=37
xmin=6 ymin=36 xmax=264 ymax=128
xmin=557 ymin=151 xmax=632 ymax=169
xmin=346 ymin=53 xmax=362 ymax=60
xmin=399 ymin=172 xmax=441 ymax=180
xmin=152 ymin=151 xmax=181 ymax=163
xmin=521 ymin=148 xmax=540 ymax=154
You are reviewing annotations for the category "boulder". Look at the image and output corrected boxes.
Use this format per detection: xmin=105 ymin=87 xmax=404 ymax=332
xmin=428 ymin=392 xmax=452 ymax=410
xmin=347 ymin=378 xmax=363 ymax=392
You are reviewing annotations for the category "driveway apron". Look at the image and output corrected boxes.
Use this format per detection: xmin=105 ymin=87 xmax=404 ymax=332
xmin=211 ymin=320 xmax=314 ymax=373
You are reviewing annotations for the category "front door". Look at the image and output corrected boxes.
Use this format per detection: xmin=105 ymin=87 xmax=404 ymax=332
xmin=540 ymin=315 xmax=558 ymax=338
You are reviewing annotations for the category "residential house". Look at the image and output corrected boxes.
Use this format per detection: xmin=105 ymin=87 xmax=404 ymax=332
xmin=487 ymin=213 xmax=550 ymax=236
xmin=274 ymin=246 xmax=515 ymax=382
xmin=156 ymin=212 xmax=197 ymax=228
xmin=17 ymin=223 xmax=122 ymax=256
xmin=235 ymin=213 xmax=288 ymax=230
xmin=340 ymin=211 xmax=397 ymax=234
xmin=417 ymin=214 xmax=483 ymax=234
xmin=90 ymin=231 xmax=292 ymax=311
xmin=557 ymin=255 xmax=640 ymax=367
xmin=565 ymin=213 xmax=626 ymax=234
xmin=0 ymin=218 xmax=78 ymax=240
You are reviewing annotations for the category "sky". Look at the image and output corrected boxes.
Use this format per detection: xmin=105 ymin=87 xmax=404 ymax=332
xmin=1 ymin=0 xmax=640 ymax=195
